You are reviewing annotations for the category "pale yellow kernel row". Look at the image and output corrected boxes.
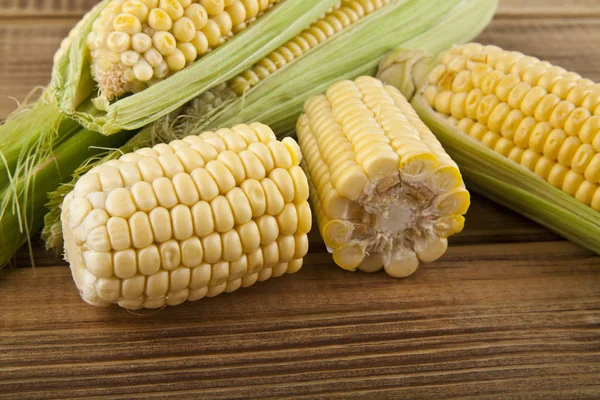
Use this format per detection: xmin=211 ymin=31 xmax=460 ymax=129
xmin=96 ymin=255 xmax=304 ymax=309
xmin=450 ymin=115 xmax=600 ymax=210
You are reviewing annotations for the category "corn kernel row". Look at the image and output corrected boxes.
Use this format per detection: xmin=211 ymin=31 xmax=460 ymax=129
xmin=189 ymin=0 xmax=392 ymax=116
xmin=424 ymin=44 xmax=600 ymax=210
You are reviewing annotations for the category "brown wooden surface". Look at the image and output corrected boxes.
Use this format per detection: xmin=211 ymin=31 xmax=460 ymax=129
xmin=1 ymin=1 xmax=600 ymax=399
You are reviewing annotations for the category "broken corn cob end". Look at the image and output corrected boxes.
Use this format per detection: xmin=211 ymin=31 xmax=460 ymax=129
xmin=296 ymin=76 xmax=469 ymax=278
xmin=61 ymin=122 xmax=311 ymax=309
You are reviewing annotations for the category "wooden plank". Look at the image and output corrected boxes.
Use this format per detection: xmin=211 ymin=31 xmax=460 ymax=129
xmin=0 ymin=0 xmax=97 ymax=17
xmin=1 ymin=5 xmax=599 ymax=398
xmin=0 ymin=21 xmax=70 ymax=120
xmin=498 ymin=0 xmax=600 ymax=17
xmin=1 ymin=240 xmax=598 ymax=398
xmin=0 ymin=0 xmax=598 ymax=18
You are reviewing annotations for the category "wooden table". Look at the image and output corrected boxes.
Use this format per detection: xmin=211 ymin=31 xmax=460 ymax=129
xmin=1 ymin=1 xmax=600 ymax=398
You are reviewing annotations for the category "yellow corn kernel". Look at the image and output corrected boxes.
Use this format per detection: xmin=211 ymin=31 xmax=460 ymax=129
xmin=225 ymin=0 xmax=387 ymax=97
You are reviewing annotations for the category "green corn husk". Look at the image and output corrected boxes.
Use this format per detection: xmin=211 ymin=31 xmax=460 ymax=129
xmin=376 ymin=50 xmax=600 ymax=255
xmin=0 ymin=99 xmax=79 ymax=192
xmin=0 ymin=125 xmax=129 ymax=267
xmin=43 ymin=0 xmax=498 ymax=248
xmin=184 ymin=0 xmax=497 ymax=135
xmin=53 ymin=0 xmax=341 ymax=135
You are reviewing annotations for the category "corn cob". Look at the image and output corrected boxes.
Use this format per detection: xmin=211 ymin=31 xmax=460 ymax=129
xmin=61 ymin=123 xmax=311 ymax=309
xmin=377 ymin=43 xmax=600 ymax=254
xmin=43 ymin=0 xmax=497 ymax=251
xmin=296 ymin=76 xmax=469 ymax=277
xmin=53 ymin=0 xmax=341 ymax=133
xmin=88 ymin=0 xmax=279 ymax=101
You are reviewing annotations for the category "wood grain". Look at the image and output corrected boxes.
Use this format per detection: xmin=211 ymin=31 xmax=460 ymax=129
xmin=0 ymin=21 xmax=70 ymax=119
xmin=1 ymin=0 xmax=598 ymax=17
xmin=0 ymin=0 xmax=97 ymax=17
xmin=499 ymin=0 xmax=600 ymax=17
xmin=1 ymin=239 xmax=599 ymax=399
xmin=1 ymin=1 xmax=600 ymax=399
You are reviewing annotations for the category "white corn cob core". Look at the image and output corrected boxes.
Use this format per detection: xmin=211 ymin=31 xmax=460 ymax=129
xmin=297 ymin=76 xmax=469 ymax=278
xmin=62 ymin=123 xmax=311 ymax=309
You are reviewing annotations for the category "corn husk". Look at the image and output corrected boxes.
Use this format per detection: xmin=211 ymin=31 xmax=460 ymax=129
xmin=0 ymin=125 xmax=129 ymax=267
xmin=376 ymin=50 xmax=600 ymax=255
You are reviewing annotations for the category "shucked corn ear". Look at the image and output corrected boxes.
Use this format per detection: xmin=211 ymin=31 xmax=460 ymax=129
xmin=88 ymin=0 xmax=279 ymax=101
xmin=52 ymin=0 xmax=342 ymax=134
xmin=297 ymin=77 xmax=469 ymax=277
xmin=61 ymin=123 xmax=311 ymax=309
xmin=44 ymin=0 xmax=498 ymax=249
xmin=377 ymin=43 xmax=600 ymax=254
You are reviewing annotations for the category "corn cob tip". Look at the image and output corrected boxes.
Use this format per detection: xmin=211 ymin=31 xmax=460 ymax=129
xmin=376 ymin=48 xmax=434 ymax=102
xmin=297 ymin=76 xmax=469 ymax=278
xmin=88 ymin=0 xmax=279 ymax=101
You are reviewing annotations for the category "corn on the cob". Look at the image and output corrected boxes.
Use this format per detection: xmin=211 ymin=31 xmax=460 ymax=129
xmin=377 ymin=43 xmax=600 ymax=254
xmin=61 ymin=123 xmax=310 ymax=309
xmin=296 ymin=76 xmax=468 ymax=277
xmin=52 ymin=0 xmax=342 ymax=133
xmin=88 ymin=0 xmax=279 ymax=101
xmin=43 ymin=0 xmax=497 ymax=251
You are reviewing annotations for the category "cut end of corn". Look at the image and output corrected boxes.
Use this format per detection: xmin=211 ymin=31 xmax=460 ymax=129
xmin=88 ymin=0 xmax=279 ymax=101
xmin=61 ymin=122 xmax=311 ymax=309
xmin=419 ymin=43 xmax=600 ymax=211
xmin=297 ymin=76 xmax=469 ymax=278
